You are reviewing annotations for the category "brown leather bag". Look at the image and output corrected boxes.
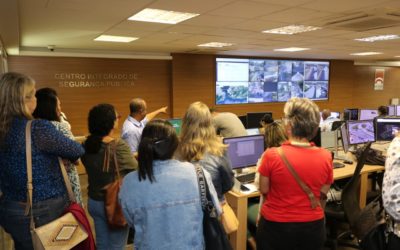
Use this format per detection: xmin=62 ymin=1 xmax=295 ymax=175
xmin=103 ymin=140 xmax=127 ymax=229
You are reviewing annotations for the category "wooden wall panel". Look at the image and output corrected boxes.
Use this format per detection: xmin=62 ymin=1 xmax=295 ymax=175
xmin=353 ymin=66 xmax=400 ymax=108
xmin=172 ymin=54 xmax=356 ymax=119
xmin=8 ymin=56 xmax=171 ymax=136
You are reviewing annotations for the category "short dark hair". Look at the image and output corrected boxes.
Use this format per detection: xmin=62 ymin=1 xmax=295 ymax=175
xmin=32 ymin=88 xmax=60 ymax=122
xmin=84 ymin=103 xmax=117 ymax=153
xmin=138 ymin=119 xmax=178 ymax=183
xmin=129 ymin=98 xmax=145 ymax=114
xmin=260 ymin=113 xmax=274 ymax=125
xmin=378 ymin=106 xmax=388 ymax=116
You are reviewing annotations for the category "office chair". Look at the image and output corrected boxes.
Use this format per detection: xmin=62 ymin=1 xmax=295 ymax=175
xmin=325 ymin=142 xmax=372 ymax=250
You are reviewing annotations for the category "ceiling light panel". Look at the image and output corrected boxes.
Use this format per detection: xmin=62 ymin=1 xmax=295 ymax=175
xmin=94 ymin=35 xmax=138 ymax=43
xmin=197 ymin=42 xmax=233 ymax=47
xmin=262 ymin=25 xmax=321 ymax=35
xmin=128 ymin=8 xmax=199 ymax=24
xmin=350 ymin=52 xmax=382 ymax=56
xmin=274 ymin=47 xmax=310 ymax=52
xmin=354 ymin=34 xmax=400 ymax=42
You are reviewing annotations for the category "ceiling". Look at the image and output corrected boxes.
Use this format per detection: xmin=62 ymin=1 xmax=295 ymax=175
xmin=2 ymin=0 xmax=400 ymax=61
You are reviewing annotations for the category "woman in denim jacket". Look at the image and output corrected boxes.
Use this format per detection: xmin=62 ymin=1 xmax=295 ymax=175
xmin=119 ymin=119 xmax=220 ymax=249
xmin=0 ymin=72 xmax=84 ymax=249
xmin=177 ymin=102 xmax=235 ymax=203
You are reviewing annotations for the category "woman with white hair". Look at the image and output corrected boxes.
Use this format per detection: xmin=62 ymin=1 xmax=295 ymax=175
xmin=257 ymin=97 xmax=333 ymax=250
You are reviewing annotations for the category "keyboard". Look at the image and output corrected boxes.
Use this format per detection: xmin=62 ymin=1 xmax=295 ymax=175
xmin=333 ymin=162 xmax=345 ymax=169
xmin=236 ymin=172 xmax=256 ymax=183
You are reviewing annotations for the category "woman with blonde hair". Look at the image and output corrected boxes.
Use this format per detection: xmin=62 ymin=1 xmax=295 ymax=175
xmin=0 ymin=72 xmax=84 ymax=249
xmin=177 ymin=101 xmax=234 ymax=203
xmin=257 ymin=97 xmax=333 ymax=250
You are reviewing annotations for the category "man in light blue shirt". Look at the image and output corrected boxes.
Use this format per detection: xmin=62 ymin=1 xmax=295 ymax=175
xmin=121 ymin=98 xmax=167 ymax=152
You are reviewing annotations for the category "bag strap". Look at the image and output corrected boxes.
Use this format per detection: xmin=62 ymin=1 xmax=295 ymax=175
xmin=194 ymin=164 xmax=207 ymax=210
xmin=25 ymin=120 xmax=76 ymax=230
xmin=277 ymin=147 xmax=320 ymax=209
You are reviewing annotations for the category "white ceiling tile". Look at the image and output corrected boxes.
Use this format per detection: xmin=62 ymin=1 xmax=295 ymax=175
xmin=183 ymin=14 xmax=247 ymax=28
xmin=146 ymin=0 xmax=236 ymax=14
xmin=301 ymin=0 xmax=390 ymax=13
xmin=208 ymin=1 xmax=288 ymax=18
xmin=259 ymin=7 xmax=335 ymax=23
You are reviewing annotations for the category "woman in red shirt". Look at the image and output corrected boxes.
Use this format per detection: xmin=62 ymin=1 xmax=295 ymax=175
xmin=257 ymin=97 xmax=333 ymax=250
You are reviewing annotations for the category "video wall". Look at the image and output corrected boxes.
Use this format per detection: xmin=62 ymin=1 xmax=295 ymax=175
xmin=216 ymin=57 xmax=330 ymax=105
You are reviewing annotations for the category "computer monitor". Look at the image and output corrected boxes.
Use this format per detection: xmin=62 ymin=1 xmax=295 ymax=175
xmin=340 ymin=123 xmax=350 ymax=153
xmin=246 ymin=128 xmax=260 ymax=136
xmin=359 ymin=109 xmax=379 ymax=120
xmin=238 ymin=115 xmax=247 ymax=128
xmin=347 ymin=120 xmax=375 ymax=145
xmin=343 ymin=108 xmax=359 ymax=121
xmin=388 ymin=105 xmax=396 ymax=116
xmin=168 ymin=118 xmax=182 ymax=135
xmin=396 ymin=105 xmax=400 ymax=116
xmin=376 ymin=118 xmax=400 ymax=141
xmin=247 ymin=112 xmax=272 ymax=129
xmin=223 ymin=135 xmax=265 ymax=170
xmin=319 ymin=111 xmax=341 ymax=124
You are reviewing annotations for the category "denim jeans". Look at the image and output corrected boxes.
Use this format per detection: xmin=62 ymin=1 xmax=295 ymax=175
xmin=88 ymin=198 xmax=129 ymax=250
xmin=0 ymin=195 xmax=68 ymax=250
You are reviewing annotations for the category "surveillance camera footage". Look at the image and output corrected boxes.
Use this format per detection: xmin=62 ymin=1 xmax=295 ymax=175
xmin=347 ymin=120 xmax=375 ymax=145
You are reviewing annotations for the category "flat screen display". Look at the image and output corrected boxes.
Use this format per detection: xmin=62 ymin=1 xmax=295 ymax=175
xmin=376 ymin=118 xmax=400 ymax=141
xmin=223 ymin=135 xmax=265 ymax=169
xmin=388 ymin=105 xmax=396 ymax=116
xmin=168 ymin=118 xmax=182 ymax=135
xmin=216 ymin=58 xmax=330 ymax=104
xmin=344 ymin=109 xmax=359 ymax=121
xmin=347 ymin=120 xmax=375 ymax=145
xmin=319 ymin=111 xmax=340 ymax=124
xmin=396 ymin=105 xmax=400 ymax=116
xmin=359 ymin=109 xmax=379 ymax=120
xmin=247 ymin=112 xmax=272 ymax=129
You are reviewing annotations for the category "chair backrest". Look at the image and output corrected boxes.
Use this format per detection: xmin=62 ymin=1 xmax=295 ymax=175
xmin=341 ymin=142 xmax=372 ymax=227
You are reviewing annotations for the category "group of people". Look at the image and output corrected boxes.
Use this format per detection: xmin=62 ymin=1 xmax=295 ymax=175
xmin=1 ymin=71 xmax=399 ymax=250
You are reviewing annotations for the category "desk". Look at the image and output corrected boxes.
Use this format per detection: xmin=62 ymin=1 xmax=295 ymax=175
xmin=225 ymin=163 xmax=385 ymax=250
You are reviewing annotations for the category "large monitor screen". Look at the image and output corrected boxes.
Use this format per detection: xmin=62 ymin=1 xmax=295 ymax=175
xmin=376 ymin=118 xmax=400 ymax=141
xmin=223 ymin=135 xmax=265 ymax=169
xmin=344 ymin=108 xmax=359 ymax=121
xmin=216 ymin=58 xmax=330 ymax=104
xmin=388 ymin=105 xmax=396 ymax=116
xmin=168 ymin=118 xmax=182 ymax=135
xmin=247 ymin=112 xmax=272 ymax=129
xmin=347 ymin=120 xmax=375 ymax=145
xmin=359 ymin=109 xmax=379 ymax=120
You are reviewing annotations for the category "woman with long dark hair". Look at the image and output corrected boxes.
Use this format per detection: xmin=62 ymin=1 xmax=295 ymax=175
xmin=119 ymin=119 xmax=220 ymax=249
xmin=81 ymin=103 xmax=137 ymax=250
xmin=33 ymin=87 xmax=83 ymax=206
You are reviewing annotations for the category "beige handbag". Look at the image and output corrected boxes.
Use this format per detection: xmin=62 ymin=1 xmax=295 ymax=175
xmin=221 ymin=202 xmax=239 ymax=234
xmin=25 ymin=121 xmax=88 ymax=250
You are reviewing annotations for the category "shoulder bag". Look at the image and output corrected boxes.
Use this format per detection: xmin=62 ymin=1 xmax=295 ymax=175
xmin=102 ymin=139 xmax=127 ymax=229
xmin=277 ymin=147 xmax=327 ymax=209
xmin=25 ymin=121 xmax=89 ymax=250
xmin=194 ymin=164 xmax=232 ymax=250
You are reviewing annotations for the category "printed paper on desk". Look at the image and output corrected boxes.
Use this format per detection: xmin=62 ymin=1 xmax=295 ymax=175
xmin=241 ymin=183 xmax=258 ymax=194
